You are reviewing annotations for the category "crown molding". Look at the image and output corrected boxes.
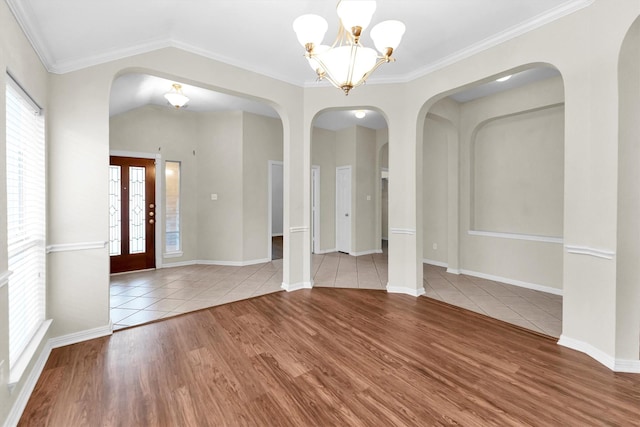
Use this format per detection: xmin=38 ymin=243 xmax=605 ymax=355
xmin=401 ymin=0 xmax=594 ymax=83
xmin=8 ymin=0 xmax=593 ymax=87
xmin=5 ymin=0 xmax=55 ymax=70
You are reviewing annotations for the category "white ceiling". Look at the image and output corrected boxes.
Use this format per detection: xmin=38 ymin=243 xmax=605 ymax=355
xmin=8 ymin=0 xmax=582 ymax=130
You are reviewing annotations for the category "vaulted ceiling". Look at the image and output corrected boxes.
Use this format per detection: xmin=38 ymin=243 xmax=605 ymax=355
xmin=7 ymin=0 xmax=580 ymax=128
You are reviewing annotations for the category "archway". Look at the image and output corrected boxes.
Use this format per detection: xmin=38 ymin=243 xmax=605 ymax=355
xmin=107 ymin=71 xmax=285 ymax=329
xmin=419 ymin=65 xmax=566 ymax=337
xmin=615 ymin=15 xmax=640 ymax=363
xmin=310 ymin=108 xmax=389 ymax=289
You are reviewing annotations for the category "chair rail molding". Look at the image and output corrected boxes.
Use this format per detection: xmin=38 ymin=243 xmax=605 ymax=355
xmin=564 ymin=245 xmax=615 ymax=260
xmin=46 ymin=241 xmax=108 ymax=253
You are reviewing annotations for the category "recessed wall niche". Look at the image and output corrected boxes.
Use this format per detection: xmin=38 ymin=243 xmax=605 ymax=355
xmin=471 ymin=104 xmax=564 ymax=238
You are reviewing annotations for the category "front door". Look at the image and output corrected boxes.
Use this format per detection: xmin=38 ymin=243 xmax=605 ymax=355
xmin=109 ymin=156 xmax=156 ymax=273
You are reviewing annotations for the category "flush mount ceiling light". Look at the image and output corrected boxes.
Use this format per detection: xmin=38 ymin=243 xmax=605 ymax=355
xmin=164 ymin=83 xmax=189 ymax=109
xmin=354 ymin=110 xmax=366 ymax=118
xmin=293 ymin=0 xmax=405 ymax=95
xmin=496 ymin=75 xmax=512 ymax=82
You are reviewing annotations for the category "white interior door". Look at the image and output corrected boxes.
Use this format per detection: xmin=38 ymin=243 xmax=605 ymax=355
xmin=336 ymin=166 xmax=352 ymax=253
xmin=312 ymin=166 xmax=320 ymax=254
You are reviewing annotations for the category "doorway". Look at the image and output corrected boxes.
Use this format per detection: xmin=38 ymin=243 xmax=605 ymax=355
xmin=268 ymin=160 xmax=284 ymax=260
xmin=336 ymin=166 xmax=352 ymax=254
xmin=109 ymin=156 xmax=156 ymax=273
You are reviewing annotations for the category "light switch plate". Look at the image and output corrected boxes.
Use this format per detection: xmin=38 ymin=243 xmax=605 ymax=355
xmin=210 ymin=194 xmax=218 ymax=201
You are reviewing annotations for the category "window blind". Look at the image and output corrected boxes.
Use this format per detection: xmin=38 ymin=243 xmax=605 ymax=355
xmin=6 ymin=74 xmax=46 ymax=369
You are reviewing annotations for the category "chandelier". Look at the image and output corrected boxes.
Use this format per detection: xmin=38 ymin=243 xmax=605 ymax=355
xmin=293 ymin=0 xmax=405 ymax=95
xmin=164 ymin=83 xmax=189 ymax=109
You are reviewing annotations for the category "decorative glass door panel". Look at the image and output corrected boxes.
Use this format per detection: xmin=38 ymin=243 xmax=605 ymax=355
xmin=109 ymin=156 xmax=156 ymax=273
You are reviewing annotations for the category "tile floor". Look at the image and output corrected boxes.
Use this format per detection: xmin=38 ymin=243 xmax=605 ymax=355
xmin=110 ymin=249 xmax=562 ymax=337
xmin=423 ymin=264 xmax=563 ymax=337
xmin=110 ymin=261 xmax=283 ymax=330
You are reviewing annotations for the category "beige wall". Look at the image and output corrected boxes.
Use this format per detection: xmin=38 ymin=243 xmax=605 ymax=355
xmin=354 ymin=126 xmax=377 ymax=254
xmin=312 ymin=125 xmax=380 ymax=255
xmin=196 ymin=111 xmax=244 ymax=261
xmin=459 ymin=76 xmax=565 ymax=290
xmin=311 ymin=127 xmax=336 ymax=252
xmin=110 ymin=107 xmax=283 ymax=264
xmin=423 ymin=116 xmax=449 ymax=264
xmin=242 ymin=112 xmax=284 ymax=261
xmin=109 ymin=105 xmax=200 ymax=261
xmin=472 ymin=105 xmax=564 ymax=236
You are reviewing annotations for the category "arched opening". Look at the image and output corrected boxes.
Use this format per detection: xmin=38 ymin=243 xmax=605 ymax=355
xmin=420 ymin=65 xmax=565 ymax=337
xmin=616 ymin=15 xmax=640 ymax=362
xmin=310 ymin=108 xmax=389 ymax=289
xmin=108 ymin=71 xmax=285 ymax=329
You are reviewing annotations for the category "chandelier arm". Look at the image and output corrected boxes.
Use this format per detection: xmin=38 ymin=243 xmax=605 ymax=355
xmin=309 ymin=54 xmax=343 ymax=91
xmin=353 ymin=56 xmax=394 ymax=88
xmin=346 ymin=44 xmax=358 ymax=90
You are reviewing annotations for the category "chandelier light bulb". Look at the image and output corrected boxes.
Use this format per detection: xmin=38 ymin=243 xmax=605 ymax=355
xmin=293 ymin=14 xmax=328 ymax=49
xmin=370 ymin=20 xmax=406 ymax=56
xmin=337 ymin=0 xmax=377 ymax=36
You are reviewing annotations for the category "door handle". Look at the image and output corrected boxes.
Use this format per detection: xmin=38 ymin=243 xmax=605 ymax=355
xmin=149 ymin=219 xmax=155 ymax=224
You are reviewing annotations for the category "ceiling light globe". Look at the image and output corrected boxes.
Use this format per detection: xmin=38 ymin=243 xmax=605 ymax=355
xmin=370 ymin=20 xmax=406 ymax=54
xmin=336 ymin=0 xmax=377 ymax=34
xmin=293 ymin=14 xmax=328 ymax=48
xmin=321 ymin=45 xmax=377 ymax=88
xmin=164 ymin=93 xmax=189 ymax=108
xmin=164 ymin=83 xmax=189 ymax=109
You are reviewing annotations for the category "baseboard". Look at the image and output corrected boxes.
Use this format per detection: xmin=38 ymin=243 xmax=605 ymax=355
xmin=4 ymin=323 xmax=113 ymax=427
xmin=446 ymin=268 xmax=461 ymax=275
xmin=196 ymin=258 xmax=270 ymax=267
xmin=558 ymin=335 xmax=615 ymax=370
xmin=49 ymin=323 xmax=113 ymax=349
xmin=386 ymin=283 xmax=425 ymax=297
xmin=459 ymin=269 xmax=562 ymax=296
xmin=314 ymin=248 xmax=337 ymax=255
xmin=558 ymin=335 xmax=640 ymax=373
xmin=159 ymin=260 xmax=198 ymax=268
xmin=614 ymin=359 xmax=640 ymax=373
xmin=281 ymin=281 xmax=313 ymax=292
xmin=4 ymin=341 xmax=52 ymax=427
xmin=350 ymin=249 xmax=383 ymax=256
xmin=423 ymin=258 xmax=448 ymax=268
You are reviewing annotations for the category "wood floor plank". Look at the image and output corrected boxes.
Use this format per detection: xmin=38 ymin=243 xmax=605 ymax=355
xmin=19 ymin=289 xmax=640 ymax=426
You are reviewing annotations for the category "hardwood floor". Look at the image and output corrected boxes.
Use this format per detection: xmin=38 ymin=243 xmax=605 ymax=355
xmin=20 ymin=289 xmax=640 ymax=426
